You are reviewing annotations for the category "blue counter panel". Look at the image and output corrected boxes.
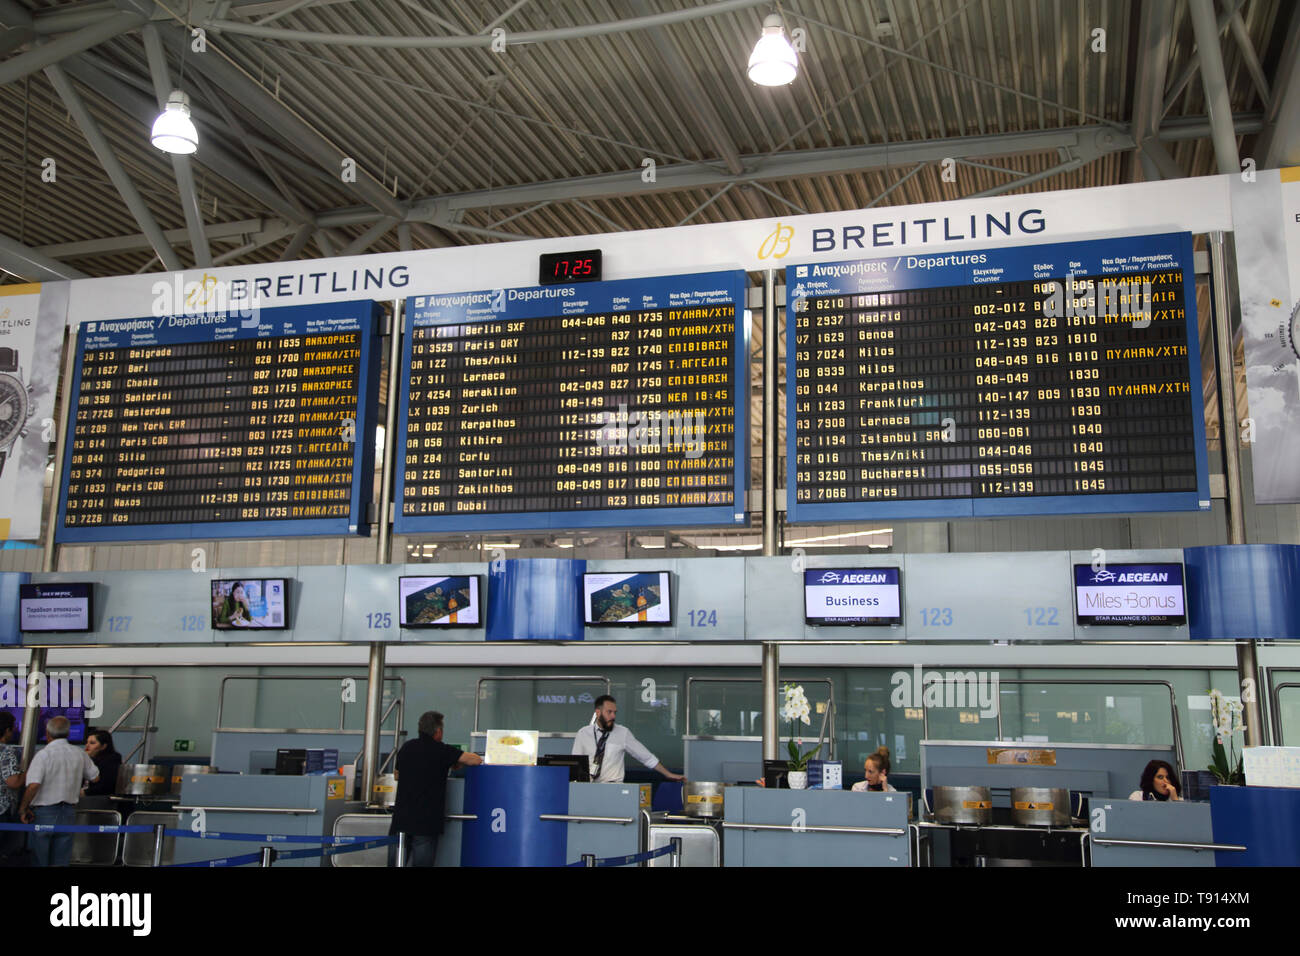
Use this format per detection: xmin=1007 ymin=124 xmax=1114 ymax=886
xmin=1185 ymin=544 xmax=1300 ymax=640
xmin=396 ymin=270 xmax=749 ymax=532
xmin=1210 ymin=785 xmax=1300 ymax=866
xmin=461 ymin=765 xmax=568 ymax=866
xmin=786 ymin=232 xmax=1209 ymax=522
xmin=56 ymin=300 xmax=381 ymax=542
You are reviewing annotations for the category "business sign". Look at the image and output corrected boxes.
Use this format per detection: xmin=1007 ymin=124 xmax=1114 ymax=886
xmin=1233 ymin=167 xmax=1300 ymax=504
xmin=803 ymin=567 xmax=902 ymax=626
xmin=1073 ymin=563 xmax=1186 ymax=625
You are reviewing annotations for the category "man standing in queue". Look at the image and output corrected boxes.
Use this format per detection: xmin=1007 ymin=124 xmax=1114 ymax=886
xmin=572 ymin=695 xmax=685 ymax=784
xmin=388 ymin=710 xmax=482 ymax=867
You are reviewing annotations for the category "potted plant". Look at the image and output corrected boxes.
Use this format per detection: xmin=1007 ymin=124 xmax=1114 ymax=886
xmin=780 ymin=684 xmax=821 ymax=789
xmin=1206 ymin=689 xmax=1246 ymax=786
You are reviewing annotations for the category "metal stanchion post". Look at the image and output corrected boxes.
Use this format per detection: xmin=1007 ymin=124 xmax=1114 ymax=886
xmin=260 ymin=846 xmax=276 ymax=867
xmin=151 ymin=824 xmax=165 ymax=867
xmin=671 ymin=837 xmax=682 ymax=867
xmin=582 ymin=853 xmax=596 ymax=867
xmin=396 ymin=832 xmax=407 ymax=868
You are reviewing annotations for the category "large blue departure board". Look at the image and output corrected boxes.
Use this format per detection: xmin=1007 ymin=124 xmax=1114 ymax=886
xmin=56 ymin=300 xmax=381 ymax=541
xmin=396 ymin=271 xmax=749 ymax=532
xmin=786 ymin=232 xmax=1209 ymax=521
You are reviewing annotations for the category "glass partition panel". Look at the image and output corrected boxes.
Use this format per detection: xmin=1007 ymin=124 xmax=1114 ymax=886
xmin=474 ymin=676 xmax=610 ymax=734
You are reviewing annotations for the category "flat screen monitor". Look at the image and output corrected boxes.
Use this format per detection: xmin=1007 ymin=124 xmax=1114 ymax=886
xmin=537 ymin=754 xmax=591 ymax=782
xmin=1074 ymin=563 xmax=1187 ymax=625
xmin=583 ymin=571 xmax=672 ymax=626
xmin=398 ymin=575 xmax=481 ymax=628
xmin=803 ymin=568 xmax=902 ymax=626
xmin=211 ymin=578 xmax=289 ymax=630
xmin=0 ymin=704 xmax=88 ymax=744
xmin=19 ymin=583 xmax=93 ymax=633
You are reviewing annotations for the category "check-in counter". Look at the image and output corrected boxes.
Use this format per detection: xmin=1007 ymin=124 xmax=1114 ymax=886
xmin=173 ymin=773 xmax=350 ymax=867
xmin=1088 ymin=799 xmax=1219 ymax=867
xmin=722 ymin=788 xmax=909 ymax=867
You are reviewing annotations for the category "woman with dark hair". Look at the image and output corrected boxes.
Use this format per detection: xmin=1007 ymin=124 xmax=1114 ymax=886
xmin=1130 ymin=759 xmax=1182 ymax=801
xmin=83 ymin=729 xmax=121 ymax=797
xmin=851 ymin=746 xmax=897 ymax=792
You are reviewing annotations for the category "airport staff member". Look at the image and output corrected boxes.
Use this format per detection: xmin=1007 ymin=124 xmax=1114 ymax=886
xmin=573 ymin=695 xmax=685 ymax=784
xmin=850 ymin=747 xmax=897 ymax=792
xmin=18 ymin=716 xmax=98 ymax=866
xmin=389 ymin=710 xmax=483 ymax=867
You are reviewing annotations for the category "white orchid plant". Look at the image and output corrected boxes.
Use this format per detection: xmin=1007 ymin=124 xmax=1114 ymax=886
xmin=1207 ymin=689 xmax=1246 ymax=785
xmin=780 ymin=683 xmax=822 ymax=772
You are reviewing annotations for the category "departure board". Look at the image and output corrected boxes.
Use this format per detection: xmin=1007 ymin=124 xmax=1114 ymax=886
xmin=395 ymin=271 xmax=749 ymax=532
xmin=786 ymin=232 xmax=1210 ymax=522
xmin=56 ymin=300 xmax=381 ymax=541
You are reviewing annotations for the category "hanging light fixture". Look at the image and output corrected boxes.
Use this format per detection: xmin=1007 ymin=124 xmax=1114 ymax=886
xmin=151 ymin=90 xmax=198 ymax=154
xmin=748 ymin=13 xmax=798 ymax=86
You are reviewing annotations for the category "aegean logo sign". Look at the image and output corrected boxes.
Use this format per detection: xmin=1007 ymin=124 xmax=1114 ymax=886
xmin=49 ymin=887 xmax=151 ymax=936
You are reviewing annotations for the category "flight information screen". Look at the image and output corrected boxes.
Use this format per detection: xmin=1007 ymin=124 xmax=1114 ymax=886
xmin=56 ymin=300 xmax=381 ymax=541
xmin=395 ymin=270 xmax=749 ymax=532
xmin=786 ymin=232 xmax=1209 ymax=521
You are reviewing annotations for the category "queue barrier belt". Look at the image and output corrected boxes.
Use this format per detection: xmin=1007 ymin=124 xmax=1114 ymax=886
xmin=0 ymin=823 xmax=154 ymax=834
xmin=564 ymin=843 xmax=677 ymax=867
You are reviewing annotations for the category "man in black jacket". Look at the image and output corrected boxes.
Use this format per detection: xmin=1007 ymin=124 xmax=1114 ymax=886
xmin=388 ymin=710 xmax=482 ymax=866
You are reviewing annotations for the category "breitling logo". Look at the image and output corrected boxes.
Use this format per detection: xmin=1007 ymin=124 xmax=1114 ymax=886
xmin=184 ymin=274 xmax=220 ymax=308
xmin=757 ymin=221 xmax=795 ymax=260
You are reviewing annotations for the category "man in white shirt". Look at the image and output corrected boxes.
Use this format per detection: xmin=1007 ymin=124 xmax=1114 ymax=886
xmin=572 ymin=695 xmax=684 ymax=784
xmin=19 ymin=716 xmax=99 ymax=866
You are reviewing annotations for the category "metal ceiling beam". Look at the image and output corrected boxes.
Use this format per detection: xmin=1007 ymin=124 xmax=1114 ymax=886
xmin=211 ymin=0 xmax=770 ymax=48
xmin=627 ymin=0 xmax=744 ymax=177
xmin=187 ymin=71 xmax=313 ymax=223
xmin=339 ymin=216 xmax=399 ymax=257
xmin=37 ymin=219 xmax=266 ymax=258
xmin=44 ymin=63 xmax=183 ymax=271
xmin=0 ymin=0 xmax=33 ymax=56
xmin=1129 ymin=0 xmax=1176 ymax=181
xmin=1161 ymin=0 xmax=1247 ymax=120
xmin=279 ymin=223 xmax=315 ymax=261
xmin=31 ymin=116 xmax=1264 ymax=269
xmin=140 ymin=24 xmax=210 ymax=266
xmin=1188 ymin=0 xmax=1242 ymax=175
xmin=1254 ymin=2 xmax=1300 ymax=169
xmin=0 ymin=232 xmax=89 ymax=281
xmin=0 ymin=10 xmax=144 ymax=86
xmin=1227 ymin=10 xmax=1270 ymax=109
xmin=58 ymin=56 xmax=314 ymax=225
xmin=179 ymin=33 xmax=408 ymax=219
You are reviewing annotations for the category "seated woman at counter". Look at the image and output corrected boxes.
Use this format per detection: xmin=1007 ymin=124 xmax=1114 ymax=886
xmin=851 ymin=747 xmax=896 ymax=792
xmin=1129 ymin=759 xmax=1182 ymax=802
xmin=82 ymin=730 xmax=121 ymax=797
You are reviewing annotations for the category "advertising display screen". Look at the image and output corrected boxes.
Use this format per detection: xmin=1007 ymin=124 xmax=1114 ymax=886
xmin=211 ymin=578 xmax=289 ymax=630
xmin=19 ymin=583 xmax=93 ymax=633
xmin=399 ymin=575 xmax=481 ymax=627
xmin=56 ymin=300 xmax=381 ymax=542
xmin=1074 ymin=563 xmax=1186 ymax=625
xmin=396 ymin=271 xmax=749 ymax=532
xmin=787 ymin=232 xmax=1209 ymax=521
xmin=803 ymin=568 xmax=902 ymax=626
xmin=582 ymin=571 xmax=672 ymax=626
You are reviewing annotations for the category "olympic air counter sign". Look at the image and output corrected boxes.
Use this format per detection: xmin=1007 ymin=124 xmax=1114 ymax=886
xmin=803 ymin=567 xmax=902 ymax=626
xmin=1073 ymin=562 xmax=1186 ymax=626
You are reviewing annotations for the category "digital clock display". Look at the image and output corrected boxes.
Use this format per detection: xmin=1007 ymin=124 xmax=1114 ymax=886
xmin=539 ymin=249 xmax=602 ymax=285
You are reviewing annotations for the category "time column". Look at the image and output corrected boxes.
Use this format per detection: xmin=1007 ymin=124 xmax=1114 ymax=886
xmin=1055 ymin=276 xmax=1110 ymax=495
